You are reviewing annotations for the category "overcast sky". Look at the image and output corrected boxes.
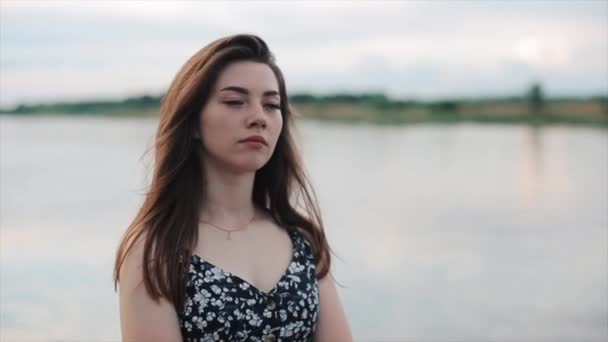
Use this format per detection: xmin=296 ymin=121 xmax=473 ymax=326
xmin=1 ymin=0 xmax=606 ymax=107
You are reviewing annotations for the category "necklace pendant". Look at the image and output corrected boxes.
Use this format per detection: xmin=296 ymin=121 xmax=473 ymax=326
xmin=227 ymin=232 xmax=232 ymax=240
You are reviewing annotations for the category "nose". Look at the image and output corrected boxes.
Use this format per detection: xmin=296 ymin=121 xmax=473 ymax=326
xmin=247 ymin=103 xmax=267 ymax=129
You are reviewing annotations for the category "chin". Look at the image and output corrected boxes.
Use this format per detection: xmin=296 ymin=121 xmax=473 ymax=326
xmin=232 ymin=157 xmax=270 ymax=173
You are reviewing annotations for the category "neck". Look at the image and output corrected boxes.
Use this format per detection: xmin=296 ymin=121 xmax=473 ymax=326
xmin=199 ymin=156 xmax=257 ymax=226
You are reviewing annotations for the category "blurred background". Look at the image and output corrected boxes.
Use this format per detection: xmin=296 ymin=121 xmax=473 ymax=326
xmin=1 ymin=1 xmax=607 ymax=341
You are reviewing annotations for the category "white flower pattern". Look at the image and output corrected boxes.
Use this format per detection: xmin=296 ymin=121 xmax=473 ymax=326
xmin=178 ymin=228 xmax=319 ymax=341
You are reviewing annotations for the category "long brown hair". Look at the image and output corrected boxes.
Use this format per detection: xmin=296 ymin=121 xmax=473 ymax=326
xmin=113 ymin=34 xmax=331 ymax=312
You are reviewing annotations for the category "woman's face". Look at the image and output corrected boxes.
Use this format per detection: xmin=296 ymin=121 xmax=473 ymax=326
xmin=197 ymin=61 xmax=283 ymax=173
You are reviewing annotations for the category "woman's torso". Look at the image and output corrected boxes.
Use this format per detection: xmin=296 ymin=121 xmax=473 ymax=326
xmin=178 ymin=227 xmax=319 ymax=342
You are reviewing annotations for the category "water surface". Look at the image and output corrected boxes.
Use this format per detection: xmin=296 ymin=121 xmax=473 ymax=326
xmin=1 ymin=116 xmax=606 ymax=341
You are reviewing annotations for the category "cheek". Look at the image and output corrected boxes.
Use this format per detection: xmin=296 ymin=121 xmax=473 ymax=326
xmin=271 ymin=115 xmax=283 ymax=141
xmin=199 ymin=111 xmax=231 ymax=150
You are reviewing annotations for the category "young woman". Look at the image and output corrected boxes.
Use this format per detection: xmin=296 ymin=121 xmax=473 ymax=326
xmin=114 ymin=34 xmax=352 ymax=341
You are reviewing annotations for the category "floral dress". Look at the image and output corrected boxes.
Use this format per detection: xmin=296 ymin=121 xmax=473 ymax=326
xmin=178 ymin=228 xmax=319 ymax=342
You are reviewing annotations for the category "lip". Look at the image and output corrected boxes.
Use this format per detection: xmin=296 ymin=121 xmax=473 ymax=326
xmin=239 ymin=135 xmax=268 ymax=146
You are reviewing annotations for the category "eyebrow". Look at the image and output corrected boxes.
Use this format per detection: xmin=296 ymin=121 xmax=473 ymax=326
xmin=219 ymin=86 xmax=279 ymax=97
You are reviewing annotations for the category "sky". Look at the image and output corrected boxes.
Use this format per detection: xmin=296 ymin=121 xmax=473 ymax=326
xmin=0 ymin=0 xmax=606 ymax=107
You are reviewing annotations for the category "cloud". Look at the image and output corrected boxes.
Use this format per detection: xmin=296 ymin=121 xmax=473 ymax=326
xmin=1 ymin=0 xmax=606 ymax=106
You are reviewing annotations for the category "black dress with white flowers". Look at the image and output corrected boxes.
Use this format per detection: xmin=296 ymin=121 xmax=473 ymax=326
xmin=178 ymin=228 xmax=319 ymax=342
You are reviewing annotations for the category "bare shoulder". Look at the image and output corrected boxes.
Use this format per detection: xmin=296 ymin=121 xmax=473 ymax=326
xmin=118 ymin=232 xmax=182 ymax=342
xmin=118 ymin=233 xmax=146 ymax=291
xmin=313 ymin=272 xmax=354 ymax=342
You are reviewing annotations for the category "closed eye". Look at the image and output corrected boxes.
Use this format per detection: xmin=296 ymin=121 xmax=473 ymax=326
xmin=223 ymin=100 xmax=243 ymax=106
xmin=265 ymin=103 xmax=281 ymax=110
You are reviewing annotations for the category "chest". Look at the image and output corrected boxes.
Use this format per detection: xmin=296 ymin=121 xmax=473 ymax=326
xmin=180 ymin=230 xmax=320 ymax=341
xmin=192 ymin=221 xmax=294 ymax=294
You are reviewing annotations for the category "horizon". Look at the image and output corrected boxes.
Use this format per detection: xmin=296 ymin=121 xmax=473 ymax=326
xmin=2 ymin=86 xmax=607 ymax=111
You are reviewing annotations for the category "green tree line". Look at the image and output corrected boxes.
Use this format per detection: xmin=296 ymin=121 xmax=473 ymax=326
xmin=1 ymin=84 xmax=606 ymax=116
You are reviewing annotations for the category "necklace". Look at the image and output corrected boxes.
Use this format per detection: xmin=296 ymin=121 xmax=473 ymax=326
xmin=199 ymin=211 xmax=256 ymax=240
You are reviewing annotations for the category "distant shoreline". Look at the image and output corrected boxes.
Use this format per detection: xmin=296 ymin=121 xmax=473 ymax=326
xmin=2 ymin=93 xmax=607 ymax=127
